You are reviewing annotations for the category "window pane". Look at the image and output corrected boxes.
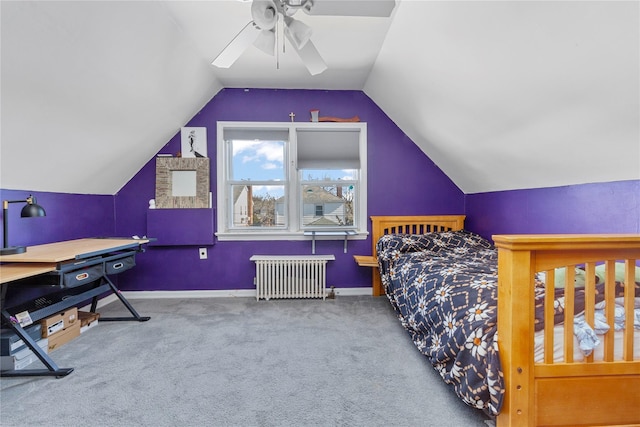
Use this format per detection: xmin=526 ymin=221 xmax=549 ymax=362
xmin=230 ymin=139 xmax=285 ymax=181
xmin=231 ymin=184 xmax=286 ymax=228
xmin=301 ymin=184 xmax=354 ymax=227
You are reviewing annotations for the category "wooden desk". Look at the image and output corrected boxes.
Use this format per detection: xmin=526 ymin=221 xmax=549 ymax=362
xmin=0 ymin=263 xmax=56 ymax=284
xmin=0 ymin=238 xmax=149 ymax=263
xmin=0 ymin=238 xmax=150 ymax=378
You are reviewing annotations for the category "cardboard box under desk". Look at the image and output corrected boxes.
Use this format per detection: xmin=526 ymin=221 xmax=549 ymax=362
xmin=0 ymin=323 xmax=43 ymax=355
xmin=47 ymin=321 xmax=80 ymax=352
xmin=0 ymin=338 xmax=49 ymax=370
xmin=78 ymin=311 xmax=100 ymax=333
xmin=40 ymin=307 xmax=78 ymax=338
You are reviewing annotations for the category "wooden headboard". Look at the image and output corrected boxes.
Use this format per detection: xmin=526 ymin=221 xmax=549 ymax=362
xmin=370 ymin=215 xmax=466 ymax=256
xmin=366 ymin=215 xmax=466 ymax=296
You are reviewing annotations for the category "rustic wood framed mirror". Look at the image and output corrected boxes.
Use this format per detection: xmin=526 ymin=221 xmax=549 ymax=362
xmin=155 ymin=157 xmax=210 ymax=208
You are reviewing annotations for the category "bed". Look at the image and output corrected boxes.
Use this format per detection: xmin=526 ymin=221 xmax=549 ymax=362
xmin=363 ymin=215 xmax=640 ymax=427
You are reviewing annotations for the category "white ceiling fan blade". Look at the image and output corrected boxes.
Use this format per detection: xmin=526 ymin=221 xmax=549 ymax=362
xmin=303 ymin=0 xmax=395 ymax=17
xmin=285 ymin=33 xmax=327 ymax=75
xmin=284 ymin=16 xmax=312 ymax=50
xmin=212 ymin=22 xmax=262 ymax=68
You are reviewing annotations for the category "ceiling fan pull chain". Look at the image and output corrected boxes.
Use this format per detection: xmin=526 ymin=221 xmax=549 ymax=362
xmin=276 ymin=13 xmax=281 ymax=69
xmin=281 ymin=13 xmax=286 ymax=55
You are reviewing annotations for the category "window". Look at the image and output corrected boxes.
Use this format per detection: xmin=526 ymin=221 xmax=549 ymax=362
xmin=225 ymin=128 xmax=288 ymax=229
xmin=217 ymin=122 xmax=367 ymax=241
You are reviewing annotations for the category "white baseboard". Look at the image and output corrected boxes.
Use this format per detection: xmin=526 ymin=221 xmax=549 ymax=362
xmin=83 ymin=287 xmax=373 ymax=307
xmin=330 ymin=287 xmax=373 ymax=297
xmin=122 ymin=289 xmax=257 ymax=299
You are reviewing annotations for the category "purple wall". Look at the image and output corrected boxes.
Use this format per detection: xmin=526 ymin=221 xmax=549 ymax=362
xmin=0 ymin=189 xmax=115 ymax=247
xmin=465 ymin=180 xmax=640 ymax=240
xmin=0 ymin=189 xmax=116 ymax=305
xmin=5 ymin=89 xmax=636 ymax=294
xmin=114 ymin=89 xmax=465 ymax=291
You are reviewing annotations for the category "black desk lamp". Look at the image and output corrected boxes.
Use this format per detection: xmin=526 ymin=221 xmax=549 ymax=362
xmin=1 ymin=194 xmax=46 ymax=255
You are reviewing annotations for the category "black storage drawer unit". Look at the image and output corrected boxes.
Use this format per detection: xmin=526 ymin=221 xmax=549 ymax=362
xmin=4 ymin=250 xmax=138 ymax=290
xmin=61 ymin=263 xmax=104 ymax=288
xmin=104 ymin=253 xmax=136 ymax=275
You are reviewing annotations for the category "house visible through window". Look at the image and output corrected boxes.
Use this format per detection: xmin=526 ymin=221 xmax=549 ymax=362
xmin=217 ymin=122 xmax=367 ymax=241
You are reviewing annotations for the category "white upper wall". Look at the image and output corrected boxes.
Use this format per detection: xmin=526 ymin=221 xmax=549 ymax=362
xmin=365 ymin=0 xmax=639 ymax=193
xmin=1 ymin=1 xmax=638 ymax=195
xmin=1 ymin=1 xmax=223 ymax=194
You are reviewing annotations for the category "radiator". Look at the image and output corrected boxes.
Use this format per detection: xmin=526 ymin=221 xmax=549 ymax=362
xmin=250 ymin=255 xmax=335 ymax=300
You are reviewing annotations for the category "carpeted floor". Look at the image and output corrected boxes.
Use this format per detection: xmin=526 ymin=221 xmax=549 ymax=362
xmin=1 ymin=296 xmax=494 ymax=427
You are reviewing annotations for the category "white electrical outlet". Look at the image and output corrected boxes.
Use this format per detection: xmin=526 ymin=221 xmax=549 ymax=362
xmin=199 ymin=247 xmax=207 ymax=259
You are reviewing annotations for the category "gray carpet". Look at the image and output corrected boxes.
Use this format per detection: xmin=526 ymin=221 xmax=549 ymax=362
xmin=1 ymin=296 xmax=494 ymax=427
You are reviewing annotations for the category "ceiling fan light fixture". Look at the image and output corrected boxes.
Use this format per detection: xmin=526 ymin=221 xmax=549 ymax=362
xmin=284 ymin=16 xmax=312 ymax=49
xmin=251 ymin=0 xmax=278 ymax=30
xmin=215 ymin=0 xmax=394 ymax=73
xmin=254 ymin=29 xmax=276 ymax=55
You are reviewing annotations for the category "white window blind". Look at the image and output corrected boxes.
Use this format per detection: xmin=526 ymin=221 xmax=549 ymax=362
xmin=296 ymin=129 xmax=360 ymax=169
xmin=224 ymin=128 xmax=289 ymax=142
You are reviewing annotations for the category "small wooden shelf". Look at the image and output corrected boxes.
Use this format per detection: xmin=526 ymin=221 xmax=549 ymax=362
xmin=353 ymin=255 xmax=377 ymax=267
xmin=353 ymin=255 xmax=382 ymax=296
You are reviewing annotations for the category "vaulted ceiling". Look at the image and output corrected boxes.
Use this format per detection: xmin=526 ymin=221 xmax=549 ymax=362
xmin=1 ymin=0 xmax=638 ymax=195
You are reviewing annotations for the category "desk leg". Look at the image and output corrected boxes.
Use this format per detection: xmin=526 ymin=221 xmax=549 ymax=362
xmin=0 ymin=308 xmax=74 ymax=378
xmin=92 ymin=276 xmax=150 ymax=322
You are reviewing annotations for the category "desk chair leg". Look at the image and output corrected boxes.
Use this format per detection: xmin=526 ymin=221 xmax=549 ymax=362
xmin=94 ymin=277 xmax=150 ymax=322
xmin=0 ymin=309 xmax=74 ymax=378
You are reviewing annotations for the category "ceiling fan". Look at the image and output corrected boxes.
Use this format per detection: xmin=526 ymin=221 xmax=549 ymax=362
xmin=211 ymin=0 xmax=396 ymax=76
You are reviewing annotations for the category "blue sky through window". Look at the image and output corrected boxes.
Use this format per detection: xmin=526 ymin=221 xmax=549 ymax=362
xmin=231 ymin=139 xmax=356 ymax=198
xmin=231 ymin=139 xmax=284 ymax=181
xmin=231 ymin=139 xmax=285 ymax=198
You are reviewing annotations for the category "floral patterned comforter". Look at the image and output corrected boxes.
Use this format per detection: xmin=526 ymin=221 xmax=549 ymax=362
xmin=377 ymin=230 xmax=504 ymax=415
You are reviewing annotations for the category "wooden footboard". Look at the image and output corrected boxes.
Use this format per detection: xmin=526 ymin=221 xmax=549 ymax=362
xmin=493 ymin=234 xmax=640 ymax=427
xmin=365 ymin=216 xmax=640 ymax=426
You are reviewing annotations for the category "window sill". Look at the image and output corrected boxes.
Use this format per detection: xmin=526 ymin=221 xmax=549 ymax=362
xmin=215 ymin=230 xmax=368 ymax=243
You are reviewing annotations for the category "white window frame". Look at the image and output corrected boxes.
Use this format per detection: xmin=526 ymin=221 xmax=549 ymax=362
xmin=216 ymin=121 xmax=368 ymax=241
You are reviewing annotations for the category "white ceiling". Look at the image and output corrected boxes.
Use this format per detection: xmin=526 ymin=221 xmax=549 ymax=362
xmin=1 ymin=0 xmax=638 ymax=195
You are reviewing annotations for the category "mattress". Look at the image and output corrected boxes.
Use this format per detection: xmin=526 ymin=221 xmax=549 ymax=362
xmin=534 ymin=326 xmax=640 ymax=363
